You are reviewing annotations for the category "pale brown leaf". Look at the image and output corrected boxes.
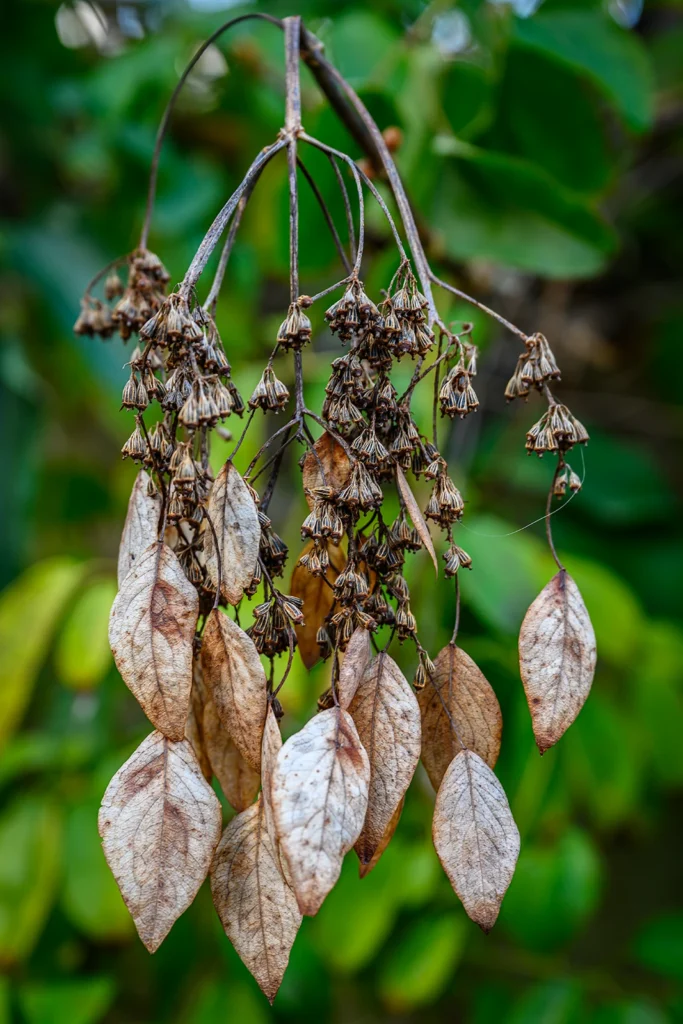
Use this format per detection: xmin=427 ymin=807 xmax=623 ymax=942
xmin=290 ymin=540 xmax=345 ymax=669
xmin=418 ymin=644 xmax=502 ymax=790
xmin=337 ymin=626 xmax=372 ymax=710
xmin=201 ymin=609 xmax=267 ymax=772
xmin=203 ymin=699 xmax=260 ymax=811
xmin=117 ymin=471 xmax=162 ymax=588
xmin=211 ymin=798 xmax=301 ymax=1003
xmin=271 ymin=707 xmax=370 ymax=915
xmin=433 ymin=749 xmax=519 ymax=932
xmin=358 ymin=797 xmax=404 ymax=879
xmin=519 ymin=569 xmax=597 ymax=753
xmin=301 ymin=432 xmax=351 ymax=509
xmin=204 ymin=461 xmax=260 ymax=605
xmin=185 ymin=673 xmax=213 ymax=783
xmin=99 ymin=730 xmax=222 ymax=952
xmin=261 ymin=704 xmax=282 ymax=847
xmin=109 ymin=541 xmax=198 ymax=741
xmin=348 ymin=652 xmax=421 ymax=866
xmin=395 ymin=465 xmax=438 ymax=574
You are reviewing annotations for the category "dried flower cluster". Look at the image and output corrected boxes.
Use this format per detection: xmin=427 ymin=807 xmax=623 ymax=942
xmin=78 ymin=14 xmax=597 ymax=1003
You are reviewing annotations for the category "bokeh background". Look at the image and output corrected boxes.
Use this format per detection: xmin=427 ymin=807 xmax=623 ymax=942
xmin=1 ymin=0 xmax=682 ymax=1021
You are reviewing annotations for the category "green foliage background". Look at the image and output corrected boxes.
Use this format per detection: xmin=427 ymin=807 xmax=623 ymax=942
xmin=1 ymin=0 xmax=682 ymax=1021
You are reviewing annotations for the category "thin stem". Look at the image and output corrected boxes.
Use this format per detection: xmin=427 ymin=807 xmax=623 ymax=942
xmin=450 ymin=574 xmax=461 ymax=645
xmin=139 ymin=11 xmax=282 ymax=249
xmin=329 ymin=155 xmax=357 ymax=263
xmin=297 ymin=157 xmax=352 ymax=274
xmin=430 ymin=272 xmax=528 ymax=342
xmin=204 ymin=177 xmax=257 ymax=315
xmin=307 ymin=276 xmax=352 ymax=305
xmin=284 ymin=17 xmax=304 ymax=421
xmin=260 ymin=426 xmax=294 ymax=513
xmin=181 ymin=139 xmax=287 ymax=299
xmin=244 ymin=416 xmax=299 ymax=478
xmin=228 ymin=408 xmax=256 ymax=462
xmin=299 ymin=134 xmax=367 ymax=274
xmin=83 ymin=253 xmax=130 ymax=299
xmin=546 ymin=461 xmax=565 ymax=572
xmin=204 ymin=507 xmax=223 ymax=611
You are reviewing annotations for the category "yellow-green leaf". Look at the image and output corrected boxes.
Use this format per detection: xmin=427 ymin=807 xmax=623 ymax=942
xmin=0 ymin=558 xmax=88 ymax=747
xmin=55 ymin=577 xmax=117 ymax=690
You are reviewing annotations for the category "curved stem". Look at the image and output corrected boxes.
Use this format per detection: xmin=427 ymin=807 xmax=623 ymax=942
xmin=139 ymin=11 xmax=282 ymax=249
xmin=329 ymin=155 xmax=357 ymax=263
xmin=430 ymin=272 xmax=528 ymax=342
xmin=546 ymin=461 xmax=565 ymax=572
xmin=297 ymin=157 xmax=352 ymax=274
xmin=204 ymin=175 xmax=258 ymax=315
xmin=299 ymin=133 xmax=366 ymax=274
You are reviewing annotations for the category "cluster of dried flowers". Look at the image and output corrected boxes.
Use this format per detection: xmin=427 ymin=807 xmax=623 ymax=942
xmin=79 ymin=15 xmax=597 ymax=1003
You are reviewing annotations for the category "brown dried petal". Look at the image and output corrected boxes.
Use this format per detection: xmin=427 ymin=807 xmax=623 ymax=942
xmin=290 ymin=540 xmax=346 ymax=669
xmin=519 ymin=569 xmax=596 ymax=752
xmin=395 ymin=465 xmax=438 ymax=574
xmin=418 ymin=644 xmax=502 ymax=791
xmin=117 ymin=471 xmax=162 ymax=588
xmin=432 ymin=749 xmax=519 ymax=932
xmin=98 ymin=731 xmax=222 ymax=951
xmin=348 ymin=653 xmax=421 ymax=866
xmin=271 ymin=707 xmax=370 ymax=915
xmin=302 ymin=432 xmax=352 ymax=510
xmin=109 ymin=542 xmax=198 ymax=740
xmin=204 ymin=461 xmax=261 ymax=605
xmin=201 ymin=609 xmax=268 ymax=772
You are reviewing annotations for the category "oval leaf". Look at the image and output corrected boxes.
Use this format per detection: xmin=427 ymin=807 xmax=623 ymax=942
xmin=290 ymin=541 xmax=345 ymax=670
xmin=98 ymin=731 xmax=222 ymax=952
xmin=348 ymin=653 xmax=421 ymax=866
xmin=204 ymin=461 xmax=260 ymax=605
xmin=201 ymin=609 xmax=268 ymax=772
xmin=302 ymin=432 xmax=352 ymax=509
xmin=211 ymin=798 xmax=301 ymax=1003
xmin=338 ymin=626 xmax=372 ymax=710
xmin=359 ymin=797 xmax=404 ymax=879
xmin=109 ymin=542 xmax=198 ymax=741
xmin=117 ymin=471 xmax=162 ymax=588
xmin=272 ymin=707 xmax=370 ymax=916
xmin=203 ymin=699 xmax=260 ymax=812
xmin=433 ymin=749 xmax=519 ymax=932
xmin=395 ymin=465 xmax=438 ymax=574
xmin=519 ymin=569 xmax=597 ymax=752
xmin=418 ymin=644 xmax=502 ymax=790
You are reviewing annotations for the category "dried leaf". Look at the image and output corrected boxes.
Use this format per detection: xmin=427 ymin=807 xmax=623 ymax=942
xmin=418 ymin=644 xmax=502 ymax=790
xmin=261 ymin=705 xmax=282 ymax=849
xmin=211 ymin=797 xmax=301 ymax=1003
xmin=302 ymin=432 xmax=351 ymax=509
xmin=432 ymin=749 xmax=519 ymax=932
xmin=201 ymin=609 xmax=267 ymax=772
xmin=272 ymin=707 xmax=370 ymax=915
xmin=290 ymin=540 xmax=345 ymax=669
xmin=359 ymin=797 xmax=404 ymax=879
xmin=395 ymin=465 xmax=438 ymax=574
xmin=117 ymin=472 xmax=162 ymax=588
xmin=204 ymin=461 xmax=260 ymax=605
xmin=185 ymin=667 xmax=212 ymax=783
xmin=98 ymin=731 xmax=222 ymax=952
xmin=519 ymin=569 xmax=597 ymax=753
xmin=203 ymin=699 xmax=260 ymax=812
xmin=348 ymin=653 xmax=421 ymax=866
xmin=109 ymin=541 xmax=198 ymax=741
xmin=337 ymin=626 xmax=372 ymax=710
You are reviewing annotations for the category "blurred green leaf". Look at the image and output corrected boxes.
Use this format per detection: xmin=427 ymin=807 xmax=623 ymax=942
xmin=500 ymin=828 xmax=602 ymax=950
xmin=631 ymin=622 xmax=683 ymax=786
xmin=563 ymin=693 xmax=642 ymax=827
xmin=0 ymin=558 xmax=88 ymax=747
xmin=0 ymin=978 xmax=9 ymax=1024
xmin=378 ymin=914 xmax=466 ymax=1011
xmin=512 ymin=10 xmax=654 ymax=131
xmin=566 ymin=556 xmax=643 ymax=667
xmin=55 ymin=576 xmax=116 ymax=691
xmin=499 ymin=49 xmax=613 ymax=194
xmin=590 ymin=999 xmax=670 ymax=1024
xmin=633 ymin=913 xmax=683 ymax=983
xmin=442 ymin=61 xmax=494 ymax=140
xmin=181 ymin=977 xmax=269 ymax=1024
xmin=509 ymin=979 xmax=585 ymax=1024
xmin=18 ymin=976 xmax=115 ymax=1024
xmin=0 ymin=795 xmax=62 ymax=964
xmin=60 ymin=801 xmax=134 ymax=942
xmin=325 ymin=11 xmax=400 ymax=88
xmin=459 ymin=514 xmax=545 ymax=633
